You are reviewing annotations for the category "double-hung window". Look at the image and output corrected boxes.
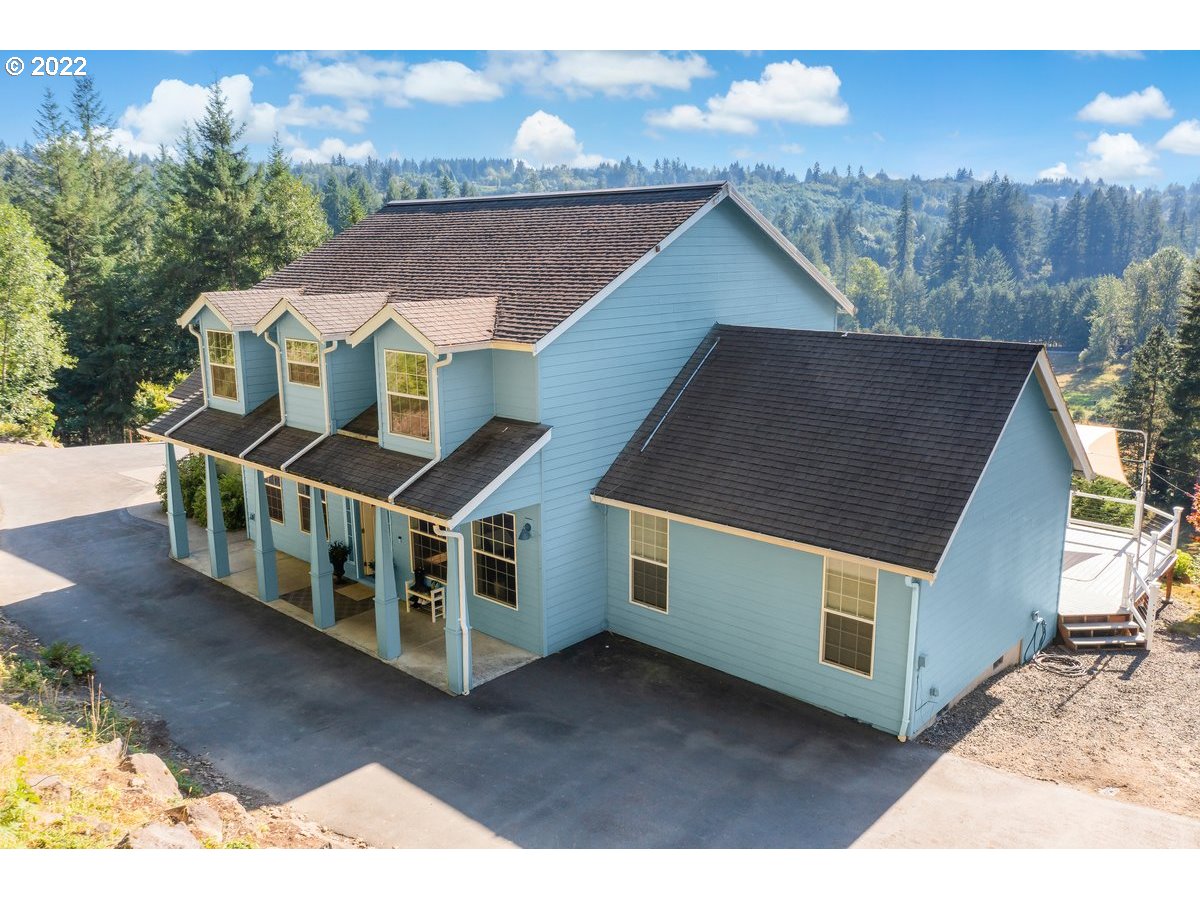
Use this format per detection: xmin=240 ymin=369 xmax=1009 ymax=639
xmin=472 ymin=513 xmax=517 ymax=608
xmin=821 ymin=558 xmax=877 ymax=677
xmin=297 ymin=483 xmax=328 ymax=535
xmin=264 ymin=474 xmax=284 ymax=524
xmin=410 ymin=518 xmax=447 ymax=583
xmin=285 ymin=338 xmax=321 ymax=387
xmin=385 ymin=350 xmax=430 ymax=440
xmin=206 ymin=330 xmax=238 ymax=401
xmin=629 ymin=511 xmax=669 ymax=612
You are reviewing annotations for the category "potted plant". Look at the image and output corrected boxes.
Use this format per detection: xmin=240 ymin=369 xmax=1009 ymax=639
xmin=328 ymin=540 xmax=350 ymax=583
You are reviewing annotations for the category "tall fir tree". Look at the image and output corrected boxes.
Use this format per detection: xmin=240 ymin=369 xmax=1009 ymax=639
xmin=260 ymin=139 xmax=330 ymax=270
xmin=1153 ymin=256 xmax=1200 ymax=506
xmin=1110 ymin=324 xmax=1180 ymax=466
xmin=892 ymin=191 xmax=916 ymax=275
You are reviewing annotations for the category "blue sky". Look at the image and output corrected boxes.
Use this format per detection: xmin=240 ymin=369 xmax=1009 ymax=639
xmin=1 ymin=50 xmax=1199 ymax=185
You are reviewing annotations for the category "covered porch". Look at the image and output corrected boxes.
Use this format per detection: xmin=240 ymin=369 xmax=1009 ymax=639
xmin=1059 ymin=489 xmax=1185 ymax=649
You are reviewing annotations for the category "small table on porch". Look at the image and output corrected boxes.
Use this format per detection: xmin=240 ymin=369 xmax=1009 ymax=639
xmin=405 ymin=578 xmax=446 ymax=623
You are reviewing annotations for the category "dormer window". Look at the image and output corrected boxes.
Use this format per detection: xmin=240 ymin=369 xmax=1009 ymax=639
xmin=385 ymin=350 xmax=430 ymax=441
xmin=206 ymin=330 xmax=238 ymax=401
xmin=286 ymin=339 xmax=321 ymax=387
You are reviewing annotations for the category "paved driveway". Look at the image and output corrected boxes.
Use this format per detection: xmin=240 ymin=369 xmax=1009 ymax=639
xmin=3 ymin=443 xmax=1199 ymax=848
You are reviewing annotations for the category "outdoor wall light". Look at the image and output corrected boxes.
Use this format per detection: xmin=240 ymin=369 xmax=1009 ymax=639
xmin=518 ymin=522 xmax=533 ymax=541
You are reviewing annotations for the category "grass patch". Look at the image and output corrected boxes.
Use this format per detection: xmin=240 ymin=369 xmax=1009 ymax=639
xmin=1049 ymin=352 xmax=1128 ymax=422
xmin=1167 ymin=581 xmax=1200 ymax=638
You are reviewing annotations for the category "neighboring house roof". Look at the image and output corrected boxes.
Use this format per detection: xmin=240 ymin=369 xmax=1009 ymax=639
xmin=166 ymin=369 xmax=203 ymax=404
xmin=1075 ymin=423 xmax=1130 ymax=486
xmin=593 ymin=325 xmax=1090 ymax=578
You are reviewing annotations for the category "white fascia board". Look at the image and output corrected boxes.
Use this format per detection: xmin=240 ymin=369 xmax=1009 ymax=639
xmin=531 ymin=186 xmax=730 ymax=355
xmin=1033 ymin=349 xmax=1095 ymax=480
xmin=591 ymin=494 xmax=936 ymax=583
xmin=176 ymin=296 xmax=235 ymax=330
xmin=346 ymin=305 xmax=439 ymax=355
xmin=723 ymin=187 xmax=856 ymax=316
xmin=445 ymin=429 xmax=551 ymax=529
xmin=254 ymin=299 xmax=324 ymax=340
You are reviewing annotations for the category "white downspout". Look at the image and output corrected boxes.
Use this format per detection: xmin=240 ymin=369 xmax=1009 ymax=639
xmin=437 ymin=526 xmax=471 ymax=695
xmin=387 ymin=352 xmax=453 ymax=502
xmin=898 ymin=576 xmax=922 ymax=742
xmin=281 ymin=339 xmax=337 ymax=472
xmin=166 ymin=324 xmax=211 ymax=436
xmin=240 ymin=327 xmax=287 ymax=458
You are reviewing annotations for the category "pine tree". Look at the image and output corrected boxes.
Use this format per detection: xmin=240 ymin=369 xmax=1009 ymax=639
xmin=439 ymin=173 xmax=457 ymax=198
xmin=260 ymin=140 xmax=331 ymax=271
xmin=1154 ymin=256 xmax=1200 ymax=506
xmin=892 ymin=191 xmax=916 ymax=275
xmin=1111 ymin=325 xmax=1180 ymax=464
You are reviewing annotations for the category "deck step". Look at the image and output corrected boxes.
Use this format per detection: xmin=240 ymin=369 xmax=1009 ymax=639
xmin=1062 ymin=620 xmax=1139 ymax=634
xmin=1057 ymin=613 xmax=1147 ymax=650
xmin=1066 ymin=634 xmax=1145 ymax=648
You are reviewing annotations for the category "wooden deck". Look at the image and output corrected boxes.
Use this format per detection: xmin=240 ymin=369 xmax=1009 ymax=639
xmin=1060 ymin=522 xmax=1176 ymax=617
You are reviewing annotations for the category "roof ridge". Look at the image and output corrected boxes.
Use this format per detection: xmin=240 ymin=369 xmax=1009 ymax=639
xmin=714 ymin=323 xmax=1044 ymax=353
xmin=383 ymin=181 xmax=728 ymax=207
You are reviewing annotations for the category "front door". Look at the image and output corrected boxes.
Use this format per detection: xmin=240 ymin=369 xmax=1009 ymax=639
xmin=359 ymin=499 xmax=377 ymax=577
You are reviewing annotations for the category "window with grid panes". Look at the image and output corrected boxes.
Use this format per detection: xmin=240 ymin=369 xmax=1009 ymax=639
xmin=385 ymin=350 xmax=429 ymax=440
xmin=821 ymin=558 xmax=877 ymax=677
xmin=297 ymin=483 xmax=328 ymax=534
xmin=472 ymin=513 xmax=517 ymax=607
xmin=264 ymin=474 xmax=284 ymax=524
xmin=630 ymin=511 xmax=668 ymax=611
xmin=410 ymin=517 xmax=447 ymax=582
xmin=206 ymin=330 xmax=238 ymax=400
xmin=285 ymin=338 xmax=321 ymax=386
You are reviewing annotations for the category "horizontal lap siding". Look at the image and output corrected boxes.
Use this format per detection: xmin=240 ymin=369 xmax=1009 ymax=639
xmin=493 ymin=350 xmax=538 ymax=422
xmin=199 ymin=309 xmax=242 ymax=415
xmin=328 ymin=338 xmax=376 ymax=430
xmin=277 ymin=315 xmax=325 ymax=432
xmin=911 ymin=374 xmax=1073 ymax=735
xmin=241 ymin=465 xmax=354 ymax=564
xmin=240 ymin=331 xmax=278 ymax=412
xmin=462 ymin=503 xmax=543 ymax=654
xmin=373 ymin=321 xmax=434 ymax=459
xmin=441 ymin=349 xmax=495 ymax=455
xmin=606 ymin=512 xmax=910 ymax=733
xmin=538 ymin=201 xmax=840 ymax=652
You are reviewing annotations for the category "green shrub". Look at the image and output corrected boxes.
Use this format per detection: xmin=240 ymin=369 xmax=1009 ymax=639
xmin=1175 ymin=550 xmax=1194 ymax=583
xmin=39 ymin=642 xmax=95 ymax=679
xmin=1071 ymin=475 xmax=1135 ymax=528
xmin=155 ymin=452 xmax=206 ymax=515
xmin=188 ymin=470 xmax=245 ymax=531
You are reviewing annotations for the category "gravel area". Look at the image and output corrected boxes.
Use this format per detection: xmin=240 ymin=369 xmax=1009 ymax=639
xmin=922 ymin=581 xmax=1200 ymax=819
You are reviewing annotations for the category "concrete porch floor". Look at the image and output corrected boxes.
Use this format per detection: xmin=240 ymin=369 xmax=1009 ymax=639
xmin=127 ymin=501 xmax=538 ymax=692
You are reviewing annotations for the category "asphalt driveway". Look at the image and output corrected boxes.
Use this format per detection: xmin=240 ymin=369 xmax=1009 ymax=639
xmin=3 ymin=442 xmax=1199 ymax=848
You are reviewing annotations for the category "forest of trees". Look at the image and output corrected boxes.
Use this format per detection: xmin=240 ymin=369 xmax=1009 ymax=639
xmin=1 ymin=78 xmax=1198 ymax=511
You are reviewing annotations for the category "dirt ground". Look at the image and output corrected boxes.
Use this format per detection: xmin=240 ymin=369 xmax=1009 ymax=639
xmin=923 ymin=579 xmax=1200 ymax=819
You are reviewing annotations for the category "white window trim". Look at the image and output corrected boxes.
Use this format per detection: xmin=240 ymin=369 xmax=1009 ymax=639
xmin=384 ymin=349 xmax=431 ymax=443
xmin=264 ymin=474 xmax=285 ymax=525
xmin=285 ymin=338 xmax=322 ymax=388
xmin=471 ymin=513 xmax=518 ymax=610
xmin=818 ymin=557 xmax=877 ymax=680
xmin=629 ymin=511 xmax=669 ymax=614
xmin=206 ymin=329 xmax=238 ymax=401
xmin=297 ymin=483 xmax=328 ymax=535
xmin=410 ymin=516 xmax=447 ymax=583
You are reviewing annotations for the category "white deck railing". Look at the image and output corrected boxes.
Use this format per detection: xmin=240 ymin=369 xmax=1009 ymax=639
xmin=1068 ymin=488 xmax=1185 ymax=639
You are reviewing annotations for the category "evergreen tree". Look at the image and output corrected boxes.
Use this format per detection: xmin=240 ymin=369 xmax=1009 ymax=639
xmin=260 ymin=140 xmax=330 ymax=271
xmin=439 ymin=173 xmax=457 ymax=198
xmin=0 ymin=199 xmax=71 ymax=439
xmin=1154 ymin=257 xmax=1200 ymax=505
xmin=1111 ymin=324 xmax=1180 ymax=468
xmin=892 ymin=191 xmax=915 ymax=274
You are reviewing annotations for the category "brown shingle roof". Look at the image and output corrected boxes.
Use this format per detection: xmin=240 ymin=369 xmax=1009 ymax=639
xmin=392 ymin=297 xmax=498 ymax=347
xmin=253 ymin=183 xmax=725 ymax=343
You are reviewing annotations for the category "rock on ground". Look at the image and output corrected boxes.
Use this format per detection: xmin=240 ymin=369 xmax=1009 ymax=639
xmin=125 ymin=752 xmax=182 ymax=801
xmin=0 ymin=703 xmax=35 ymax=766
xmin=118 ymin=821 xmax=202 ymax=849
xmin=166 ymin=800 xmax=223 ymax=843
xmin=27 ymin=773 xmax=71 ymax=803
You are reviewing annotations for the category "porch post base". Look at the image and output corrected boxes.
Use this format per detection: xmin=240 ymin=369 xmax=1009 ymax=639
xmin=203 ymin=454 xmax=230 ymax=578
xmin=444 ymin=623 xmax=469 ymax=695
xmin=250 ymin=469 xmax=278 ymax=602
xmin=164 ymin=444 xmax=189 ymax=560
xmin=375 ymin=597 xmax=401 ymax=660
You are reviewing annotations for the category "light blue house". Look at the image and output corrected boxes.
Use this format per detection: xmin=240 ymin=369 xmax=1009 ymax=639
xmin=142 ymin=182 xmax=1092 ymax=739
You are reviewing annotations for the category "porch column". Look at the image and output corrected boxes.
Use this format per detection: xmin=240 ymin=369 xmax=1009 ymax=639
xmin=203 ymin=454 xmax=230 ymax=578
xmin=443 ymin=530 xmax=472 ymax=695
xmin=309 ymin=487 xmax=335 ymax=629
xmin=373 ymin=507 xmax=401 ymax=660
xmin=249 ymin=469 xmax=278 ymax=602
xmin=164 ymin=443 xmax=189 ymax=560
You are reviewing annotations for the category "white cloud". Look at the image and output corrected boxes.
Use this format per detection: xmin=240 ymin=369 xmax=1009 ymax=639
xmin=489 ymin=51 xmax=712 ymax=99
xmin=113 ymin=73 xmax=368 ymax=157
xmin=1158 ymin=119 xmax=1200 ymax=155
xmin=402 ymin=60 xmax=503 ymax=105
xmin=1037 ymin=161 xmax=1073 ymax=181
xmin=645 ymin=59 xmax=849 ymax=134
xmin=288 ymin=137 xmax=377 ymax=164
xmin=1078 ymin=132 xmax=1159 ymax=181
xmin=780 ymin=142 xmax=805 ymax=154
xmin=1077 ymin=86 xmax=1173 ymax=126
xmin=1073 ymin=50 xmax=1145 ymax=60
xmin=511 ymin=110 xmax=610 ymax=168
